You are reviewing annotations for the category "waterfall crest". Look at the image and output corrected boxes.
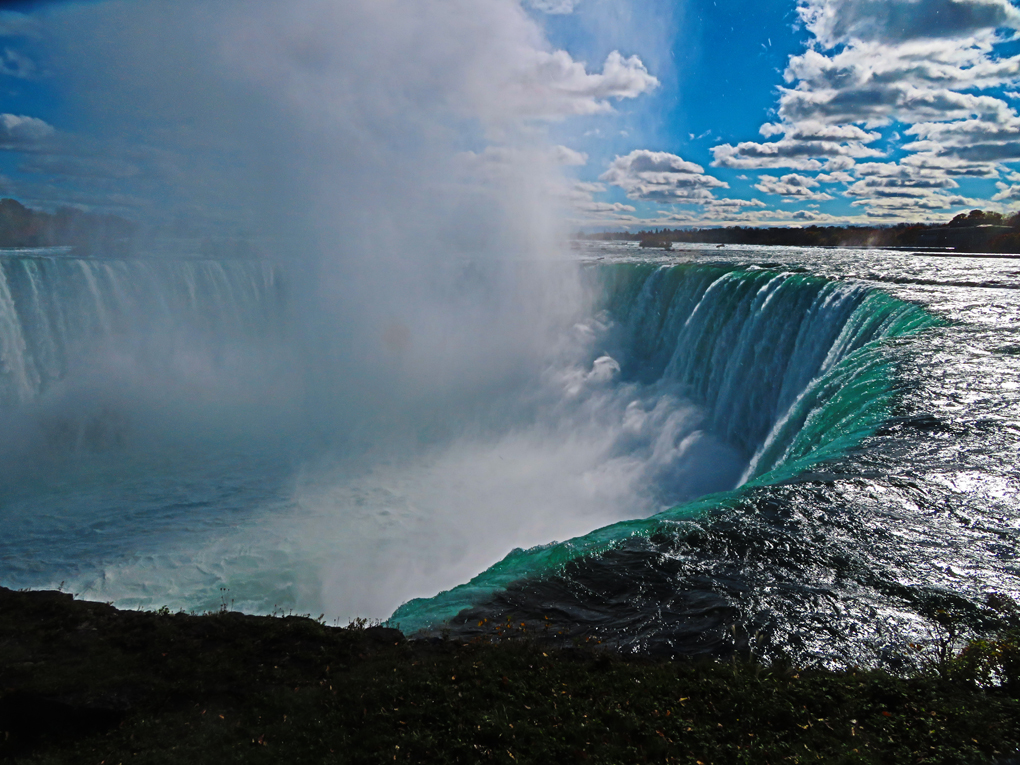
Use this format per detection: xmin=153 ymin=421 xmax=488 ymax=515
xmin=390 ymin=262 xmax=942 ymax=632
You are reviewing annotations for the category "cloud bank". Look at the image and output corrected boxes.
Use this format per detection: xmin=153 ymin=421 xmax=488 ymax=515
xmin=574 ymin=0 xmax=1020 ymax=225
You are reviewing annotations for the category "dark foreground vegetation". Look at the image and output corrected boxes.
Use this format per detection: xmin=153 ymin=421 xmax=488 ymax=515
xmin=586 ymin=209 xmax=1020 ymax=254
xmin=2 ymin=587 xmax=1020 ymax=763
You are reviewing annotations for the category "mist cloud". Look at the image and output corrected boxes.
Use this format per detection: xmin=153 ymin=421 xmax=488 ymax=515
xmin=3 ymin=0 xmax=670 ymax=620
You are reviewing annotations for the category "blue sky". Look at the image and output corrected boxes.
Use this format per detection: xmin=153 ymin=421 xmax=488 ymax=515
xmin=4 ymin=0 xmax=1020 ymax=231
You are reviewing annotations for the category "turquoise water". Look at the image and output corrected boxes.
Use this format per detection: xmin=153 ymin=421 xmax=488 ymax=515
xmin=390 ymin=262 xmax=943 ymax=633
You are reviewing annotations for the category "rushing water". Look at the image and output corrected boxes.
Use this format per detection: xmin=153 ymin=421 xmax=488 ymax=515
xmin=2 ymin=244 xmax=1019 ymax=669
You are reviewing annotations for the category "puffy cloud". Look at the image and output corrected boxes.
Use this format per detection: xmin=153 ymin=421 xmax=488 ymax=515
xmin=758 ymin=121 xmax=879 ymax=142
xmin=790 ymin=209 xmax=831 ymax=221
xmin=648 ymin=205 xmax=849 ymax=227
xmin=992 ymin=181 xmax=1020 ymax=200
xmin=711 ymin=119 xmax=882 ymax=170
xmin=840 ymin=165 xmax=982 ymax=213
xmin=778 ymin=83 xmax=1012 ymax=126
xmin=712 ymin=144 xmax=824 ymax=171
xmin=601 ymin=150 xmax=728 ymax=203
xmin=510 ymin=49 xmax=658 ymax=118
xmin=842 ymin=161 xmax=968 ymax=214
xmin=898 ymin=151 xmax=998 ymax=176
xmin=903 ymin=116 xmax=1020 ymax=161
xmin=787 ymin=43 xmax=1020 ymax=95
xmin=854 ymin=161 xmax=960 ymax=181
xmin=0 ymin=113 xmax=54 ymax=149
xmin=700 ymin=197 xmax=768 ymax=216
xmin=823 ymin=156 xmax=857 ymax=171
xmin=576 ymin=200 xmax=637 ymax=213
xmin=754 ymin=173 xmax=835 ymax=201
xmin=850 ymin=192 xmax=974 ymax=213
xmin=705 ymin=0 xmax=1020 ymax=216
xmin=845 ymin=176 xmax=958 ymax=197
xmin=798 ymin=0 xmax=1020 ymax=48
xmin=909 ymin=116 xmax=1020 ymax=145
xmin=816 ymin=170 xmax=854 ymax=183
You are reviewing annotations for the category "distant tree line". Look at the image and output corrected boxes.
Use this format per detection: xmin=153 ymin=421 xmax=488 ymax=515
xmin=0 ymin=197 xmax=136 ymax=252
xmin=582 ymin=209 xmax=1020 ymax=254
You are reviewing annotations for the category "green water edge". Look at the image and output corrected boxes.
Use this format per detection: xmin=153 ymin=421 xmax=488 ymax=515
xmin=388 ymin=285 xmax=946 ymax=635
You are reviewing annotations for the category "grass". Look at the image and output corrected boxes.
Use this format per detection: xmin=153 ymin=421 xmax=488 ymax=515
xmin=1 ymin=586 xmax=1019 ymax=764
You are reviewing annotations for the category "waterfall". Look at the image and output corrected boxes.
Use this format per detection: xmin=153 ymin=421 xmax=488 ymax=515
xmin=0 ymin=252 xmax=281 ymax=408
xmin=389 ymin=262 xmax=942 ymax=632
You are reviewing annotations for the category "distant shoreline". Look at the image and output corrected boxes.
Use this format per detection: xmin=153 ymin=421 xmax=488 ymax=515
xmin=579 ymin=208 xmax=1020 ymax=255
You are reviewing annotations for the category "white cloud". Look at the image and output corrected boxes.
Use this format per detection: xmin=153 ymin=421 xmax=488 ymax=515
xmin=759 ymin=121 xmax=879 ymax=142
xmin=845 ymin=176 xmax=957 ymax=196
xmin=786 ymin=43 xmax=1020 ymax=95
xmin=0 ymin=113 xmax=54 ymax=148
xmin=841 ymin=160 xmax=977 ymax=214
xmin=993 ymin=181 xmax=1020 ymax=200
xmin=816 ymin=170 xmax=854 ymax=183
xmin=849 ymin=192 xmax=975 ymax=213
xmin=706 ymin=0 xmax=1020 ymax=212
xmin=823 ymin=156 xmax=857 ymax=171
xmin=754 ymin=173 xmax=835 ymax=200
xmin=798 ymin=0 xmax=1020 ymax=47
xmin=898 ymin=152 xmax=998 ymax=176
xmin=643 ymin=205 xmax=850 ymax=227
xmin=904 ymin=116 xmax=1020 ymax=161
xmin=508 ymin=49 xmax=659 ymax=119
xmin=712 ymin=119 xmax=883 ymax=170
xmin=789 ymin=209 xmax=829 ymax=221
xmin=701 ymin=197 xmax=768 ymax=214
xmin=778 ymin=83 xmax=1013 ymax=126
xmin=576 ymin=200 xmax=636 ymax=213
xmin=601 ymin=149 xmax=728 ymax=203
xmin=711 ymin=128 xmax=881 ymax=170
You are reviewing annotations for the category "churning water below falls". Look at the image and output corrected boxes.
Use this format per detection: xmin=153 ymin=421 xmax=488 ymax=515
xmin=2 ymin=243 xmax=1019 ymax=669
